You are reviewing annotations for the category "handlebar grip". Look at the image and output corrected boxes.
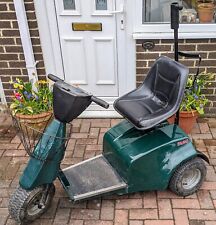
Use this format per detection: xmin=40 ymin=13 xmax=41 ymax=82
xmin=91 ymin=96 xmax=109 ymax=109
xmin=171 ymin=2 xmax=183 ymax=30
xmin=48 ymin=74 xmax=63 ymax=82
xmin=178 ymin=51 xmax=201 ymax=59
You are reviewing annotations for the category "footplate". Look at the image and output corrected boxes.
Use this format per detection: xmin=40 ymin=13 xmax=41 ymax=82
xmin=61 ymin=155 xmax=127 ymax=201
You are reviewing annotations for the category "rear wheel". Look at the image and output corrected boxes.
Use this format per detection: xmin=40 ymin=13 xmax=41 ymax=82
xmin=169 ymin=157 xmax=206 ymax=196
xmin=8 ymin=184 xmax=55 ymax=223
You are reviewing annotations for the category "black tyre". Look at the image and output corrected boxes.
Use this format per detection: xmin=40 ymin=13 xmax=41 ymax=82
xmin=169 ymin=157 xmax=206 ymax=197
xmin=8 ymin=184 xmax=55 ymax=223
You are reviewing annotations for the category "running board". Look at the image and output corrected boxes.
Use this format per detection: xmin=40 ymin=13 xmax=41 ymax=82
xmin=61 ymin=155 xmax=127 ymax=201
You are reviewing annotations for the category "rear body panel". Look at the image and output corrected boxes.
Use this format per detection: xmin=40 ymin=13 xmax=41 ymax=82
xmin=103 ymin=120 xmax=199 ymax=192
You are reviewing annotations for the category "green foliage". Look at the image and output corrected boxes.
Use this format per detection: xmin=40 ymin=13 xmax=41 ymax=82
xmin=10 ymin=78 xmax=53 ymax=115
xmin=180 ymin=72 xmax=214 ymax=115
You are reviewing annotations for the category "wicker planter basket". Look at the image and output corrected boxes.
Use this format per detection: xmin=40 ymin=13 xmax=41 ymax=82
xmin=14 ymin=111 xmax=53 ymax=135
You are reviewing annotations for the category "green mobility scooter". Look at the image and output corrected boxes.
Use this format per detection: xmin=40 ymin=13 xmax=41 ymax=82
xmin=9 ymin=3 xmax=209 ymax=223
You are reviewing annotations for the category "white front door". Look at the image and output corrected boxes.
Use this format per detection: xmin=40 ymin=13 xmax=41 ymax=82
xmin=55 ymin=0 xmax=123 ymax=109
xmin=34 ymin=0 xmax=136 ymax=117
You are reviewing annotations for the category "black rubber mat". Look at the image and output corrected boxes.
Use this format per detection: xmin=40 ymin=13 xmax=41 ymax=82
xmin=63 ymin=155 xmax=126 ymax=200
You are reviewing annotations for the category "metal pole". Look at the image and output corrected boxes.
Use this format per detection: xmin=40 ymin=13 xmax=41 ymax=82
xmin=171 ymin=2 xmax=182 ymax=125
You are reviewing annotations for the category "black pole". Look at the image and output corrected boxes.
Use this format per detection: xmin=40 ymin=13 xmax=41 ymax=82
xmin=170 ymin=2 xmax=182 ymax=125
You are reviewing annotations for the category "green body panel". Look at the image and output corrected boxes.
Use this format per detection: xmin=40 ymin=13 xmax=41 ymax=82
xmin=19 ymin=119 xmax=66 ymax=190
xmin=103 ymin=120 xmax=198 ymax=193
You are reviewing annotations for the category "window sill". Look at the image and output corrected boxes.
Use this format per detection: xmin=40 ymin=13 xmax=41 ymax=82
xmin=133 ymin=32 xmax=216 ymax=40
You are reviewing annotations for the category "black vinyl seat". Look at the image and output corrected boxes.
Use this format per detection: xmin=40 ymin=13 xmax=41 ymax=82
xmin=114 ymin=56 xmax=189 ymax=130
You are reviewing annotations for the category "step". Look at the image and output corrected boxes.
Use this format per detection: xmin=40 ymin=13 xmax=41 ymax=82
xmin=62 ymin=155 xmax=127 ymax=201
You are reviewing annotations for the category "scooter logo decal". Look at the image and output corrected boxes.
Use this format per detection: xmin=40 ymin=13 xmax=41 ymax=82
xmin=177 ymin=139 xmax=189 ymax=146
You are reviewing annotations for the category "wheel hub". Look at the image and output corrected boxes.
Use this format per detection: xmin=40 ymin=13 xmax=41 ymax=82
xmin=27 ymin=192 xmax=43 ymax=216
xmin=181 ymin=168 xmax=201 ymax=190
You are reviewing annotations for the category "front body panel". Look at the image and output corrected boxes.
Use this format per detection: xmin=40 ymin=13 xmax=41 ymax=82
xmin=19 ymin=119 xmax=66 ymax=190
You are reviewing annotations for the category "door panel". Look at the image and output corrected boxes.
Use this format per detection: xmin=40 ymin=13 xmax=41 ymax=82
xmin=94 ymin=38 xmax=117 ymax=91
xmin=55 ymin=0 xmax=118 ymax=97
xmin=62 ymin=37 xmax=88 ymax=85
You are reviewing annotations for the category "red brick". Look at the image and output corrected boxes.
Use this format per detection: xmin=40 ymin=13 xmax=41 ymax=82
xmin=2 ymin=29 xmax=20 ymax=37
xmin=192 ymin=133 xmax=212 ymax=140
xmin=70 ymin=209 xmax=100 ymax=220
xmin=76 ymin=139 xmax=97 ymax=145
xmin=91 ymin=120 xmax=110 ymax=128
xmin=201 ymin=182 xmax=216 ymax=190
xmin=158 ymin=199 xmax=173 ymax=219
xmin=144 ymin=220 xmax=174 ymax=225
xmin=0 ymin=4 xmax=7 ymax=11
xmin=116 ymin=199 xmax=142 ymax=209
xmin=73 ymin=145 xmax=85 ymax=158
xmin=0 ymin=54 xmax=18 ymax=61
xmin=69 ymin=220 xmax=84 ymax=225
xmin=85 ymin=221 xmax=113 ymax=225
xmin=143 ymin=192 xmax=157 ymax=208
xmin=0 ymin=21 xmax=11 ymax=28
xmin=199 ymin=123 xmax=210 ymax=134
xmin=71 ymin=133 xmax=88 ymax=139
xmin=89 ymin=128 xmax=99 ymax=138
xmin=0 ymin=143 xmax=19 ymax=150
xmin=80 ymin=122 xmax=90 ymax=133
xmin=86 ymin=145 xmax=102 ymax=151
xmin=0 ymin=12 xmax=16 ymax=19
xmin=188 ymin=209 xmax=216 ymax=220
xmin=129 ymin=221 xmax=143 ymax=225
xmin=114 ymin=209 xmax=128 ymax=225
xmin=130 ymin=209 xmax=158 ymax=220
xmin=100 ymin=202 xmax=114 ymax=220
xmin=197 ymin=190 xmax=214 ymax=209
xmin=172 ymin=199 xmax=200 ymax=209
xmin=53 ymin=208 xmax=70 ymax=224
xmin=205 ymin=222 xmax=216 ymax=225
xmin=173 ymin=209 xmax=189 ymax=225
xmin=157 ymin=191 xmax=181 ymax=199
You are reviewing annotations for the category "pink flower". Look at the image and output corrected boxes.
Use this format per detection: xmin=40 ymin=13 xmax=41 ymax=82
xmin=14 ymin=92 xmax=22 ymax=101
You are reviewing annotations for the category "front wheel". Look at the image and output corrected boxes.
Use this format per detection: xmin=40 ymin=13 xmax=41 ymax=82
xmin=8 ymin=184 xmax=55 ymax=223
xmin=169 ymin=157 xmax=206 ymax=196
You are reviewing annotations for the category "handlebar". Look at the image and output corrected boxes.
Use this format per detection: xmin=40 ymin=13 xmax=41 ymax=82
xmin=48 ymin=73 xmax=109 ymax=109
xmin=48 ymin=74 xmax=63 ymax=82
xmin=171 ymin=2 xmax=183 ymax=30
xmin=91 ymin=96 xmax=109 ymax=109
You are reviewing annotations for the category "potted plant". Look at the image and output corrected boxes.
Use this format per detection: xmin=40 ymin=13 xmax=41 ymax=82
xmin=197 ymin=0 xmax=215 ymax=23
xmin=10 ymin=78 xmax=53 ymax=133
xmin=168 ymin=72 xmax=214 ymax=134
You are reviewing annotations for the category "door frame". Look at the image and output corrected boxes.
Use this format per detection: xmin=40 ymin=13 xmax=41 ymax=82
xmin=34 ymin=0 xmax=136 ymax=117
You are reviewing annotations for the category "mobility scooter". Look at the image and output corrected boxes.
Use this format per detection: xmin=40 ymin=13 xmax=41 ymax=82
xmin=9 ymin=3 xmax=209 ymax=223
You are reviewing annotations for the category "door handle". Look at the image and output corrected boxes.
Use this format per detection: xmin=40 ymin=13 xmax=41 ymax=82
xmin=108 ymin=4 xmax=124 ymax=14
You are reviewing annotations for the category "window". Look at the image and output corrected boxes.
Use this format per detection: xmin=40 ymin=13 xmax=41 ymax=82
xmin=63 ymin=0 xmax=75 ymax=10
xmin=142 ymin=0 xmax=216 ymax=24
xmin=96 ymin=0 xmax=108 ymax=10
xmin=133 ymin=0 xmax=216 ymax=38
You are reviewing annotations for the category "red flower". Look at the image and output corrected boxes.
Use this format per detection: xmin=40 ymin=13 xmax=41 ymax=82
xmin=14 ymin=92 xmax=22 ymax=101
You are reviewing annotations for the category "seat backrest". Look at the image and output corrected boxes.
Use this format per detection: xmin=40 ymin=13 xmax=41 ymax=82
xmin=143 ymin=56 xmax=189 ymax=106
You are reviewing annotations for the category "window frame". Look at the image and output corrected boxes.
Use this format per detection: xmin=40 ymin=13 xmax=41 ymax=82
xmin=133 ymin=0 xmax=216 ymax=39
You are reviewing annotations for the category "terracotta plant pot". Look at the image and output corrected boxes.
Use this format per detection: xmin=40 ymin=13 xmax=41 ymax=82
xmin=197 ymin=3 xmax=215 ymax=23
xmin=15 ymin=111 xmax=53 ymax=135
xmin=168 ymin=110 xmax=199 ymax=134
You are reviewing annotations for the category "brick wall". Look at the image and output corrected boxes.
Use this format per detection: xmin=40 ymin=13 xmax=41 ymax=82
xmin=136 ymin=39 xmax=216 ymax=115
xmin=0 ymin=0 xmax=45 ymax=103
xmin=1 ymin=0 xmax=216 ymax=115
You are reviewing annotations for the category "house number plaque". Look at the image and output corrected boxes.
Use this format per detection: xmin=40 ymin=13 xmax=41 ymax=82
xmin=72 ymin=23 xmax=102 ymax=31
